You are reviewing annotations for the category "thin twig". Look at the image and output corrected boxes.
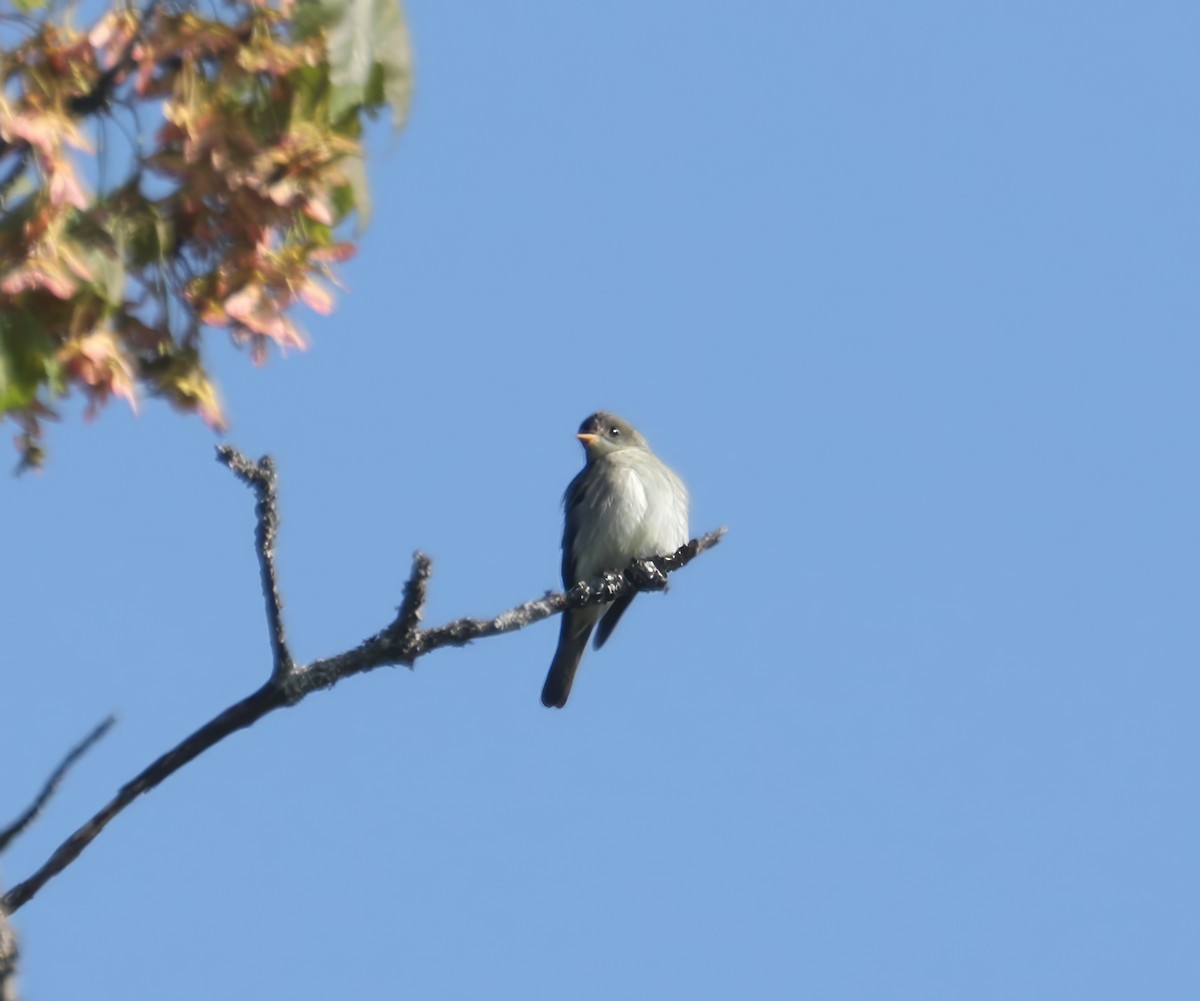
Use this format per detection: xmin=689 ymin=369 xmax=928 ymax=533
xmin=1 ymin=450 xmax=725 ymax=914
xmin=411 ymin=529 xmax=725 ymax=658
xmin=1 ymin=687 xmax=279 ymax=914
xmin=394 ymin=553 xmax=432 ymax=643
xmin=0 ymin=716 xmax=116 ymax=855
xmin=216 ymin=447 xmax=292 ymax=680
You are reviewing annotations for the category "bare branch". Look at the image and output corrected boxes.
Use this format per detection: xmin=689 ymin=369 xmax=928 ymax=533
xmin=0 ymin=716 xmax=116 ymax=855
xmin=290 ymin=528 xmax=727 ymax=698
xmin=393 ymin=552 xmax=433 ymax=654
xmin=0 ymin=715 xmax=118 ymax=994
xmin=216 ymin=447 xmax=293 ymax=680
xmin=1 ymin=454 xmax=725 ymax=914
xmin=414 ymin=528 xmax=726 ymax=657
xmin=1 ymin=687 xmax=281 ymax=914
xmin=0 ymin=904 xmax=16 ymax=1001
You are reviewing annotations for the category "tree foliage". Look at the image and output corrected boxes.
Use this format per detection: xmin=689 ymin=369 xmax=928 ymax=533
xmin=0 ymin=0 xmax=411 ymax=468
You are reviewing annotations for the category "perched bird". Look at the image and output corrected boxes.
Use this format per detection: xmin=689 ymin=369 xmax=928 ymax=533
xmin=541 ymin=412 xmax=690 ymax=708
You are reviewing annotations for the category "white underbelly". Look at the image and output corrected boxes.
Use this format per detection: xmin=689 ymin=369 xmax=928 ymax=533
xmin=570 ymin=459 xmax=689 ymax=580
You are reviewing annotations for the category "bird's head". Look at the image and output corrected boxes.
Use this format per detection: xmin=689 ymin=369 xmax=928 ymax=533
xmin=576 ymin=412 xmax=648 ymax=459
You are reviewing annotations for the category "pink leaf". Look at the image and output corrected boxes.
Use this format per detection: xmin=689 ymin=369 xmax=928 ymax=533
xmin=310 ymin=243 xmax=356 ymax=264
xmin=1 ymin=262 xmax=77 ymax=299
xmin=226 ymin=286 xmax=308 ymax=352
xmin=297 ymin=278 xmax=334 ymax=315
xmin=48 ymin=164 xmax=90 ymax=210
xmin=303 ymin=193 xmax=334 ymax=225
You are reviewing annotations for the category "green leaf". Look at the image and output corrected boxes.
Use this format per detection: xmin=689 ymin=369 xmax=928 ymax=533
xmin=324 ymin=0 xmax=413 ymax=126
xmin=293 ymin=0 xmax=342 ymax=40
xmin=88 ymin=242 xmax=127 ymax=308
xmin=13 ymin=0 xmax=49 ymax=12
xmin=0 ymin=311 xmax=58 ymax=414
xmin=289 ymin=64 xmax=332 ymax=124
xmin=335 ymin=153 xmax=371 ymax=230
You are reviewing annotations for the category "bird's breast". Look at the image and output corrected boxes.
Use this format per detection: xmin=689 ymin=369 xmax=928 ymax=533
xmin=568 ymin=453 xmax=689 ymax=581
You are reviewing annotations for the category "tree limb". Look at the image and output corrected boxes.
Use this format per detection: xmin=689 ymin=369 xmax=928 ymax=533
xmin=0 ymin=715 xmax=116 ymax=855
xmin=0 ymin=903 xmax=15 ymax=1001
xmin=0 ymin=715 xmax=116 ymax=1001
xmin=1 ymin=448 xmax=726 ymax=914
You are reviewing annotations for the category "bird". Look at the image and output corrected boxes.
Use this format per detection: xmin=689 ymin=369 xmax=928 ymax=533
xmin=541 ymin=411 xmax=689 ymax=708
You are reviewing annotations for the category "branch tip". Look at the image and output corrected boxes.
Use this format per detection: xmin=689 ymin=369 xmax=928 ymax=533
xmin=0 ymin=714 xmax=117 ymax=855
xmin=217 ymin=446 xmax=292 ymax=680
xmin=390 ymin=551 xmax=433 ymax=662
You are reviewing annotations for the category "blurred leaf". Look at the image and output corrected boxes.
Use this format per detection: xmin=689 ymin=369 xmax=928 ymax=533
xmin=0 ymin=311 xmax=58 ymax=413
xmin=335 ymin=153 xmax=370 ymax=229
xmin=292 ymin=0 xmax=341 ymax=40
xmin=15 ymin=435 xmax=46 ymax=472
xmin=325 ymin=0 xmax=413 ymax=125
xmin=13 ymin=0 xmax=48 ymax=12
xmin=95 ymin=249 xmax=127 ymax=306
xmin=289 ymin=63 xmax=333 ymax=124
xmin=148 ymin=348 xmax=227 ymax=431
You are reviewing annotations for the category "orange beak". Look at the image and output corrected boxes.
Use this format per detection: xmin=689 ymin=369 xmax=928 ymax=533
xmin=577 ymin=432 xmax=599 ymax=446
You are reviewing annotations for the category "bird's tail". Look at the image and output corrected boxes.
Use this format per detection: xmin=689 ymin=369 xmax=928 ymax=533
xmin=541 ymin=612 xmax=594 ymax=708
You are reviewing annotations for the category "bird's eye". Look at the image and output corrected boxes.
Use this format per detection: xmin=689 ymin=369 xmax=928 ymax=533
xmin=608 ymin=427 xmax=620 ymax=437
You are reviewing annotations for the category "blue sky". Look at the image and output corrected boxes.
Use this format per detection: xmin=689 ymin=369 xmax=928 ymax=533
xmin=3 ymin=1 xmax=1198 ymax=998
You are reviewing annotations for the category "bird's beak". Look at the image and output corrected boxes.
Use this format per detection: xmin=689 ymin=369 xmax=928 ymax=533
xmin=577 ymin=433 xmax=599 ymax=446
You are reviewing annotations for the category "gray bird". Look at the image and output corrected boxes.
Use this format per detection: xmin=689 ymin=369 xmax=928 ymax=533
xmin=541 ymin=412 xmax=690 ymax=708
